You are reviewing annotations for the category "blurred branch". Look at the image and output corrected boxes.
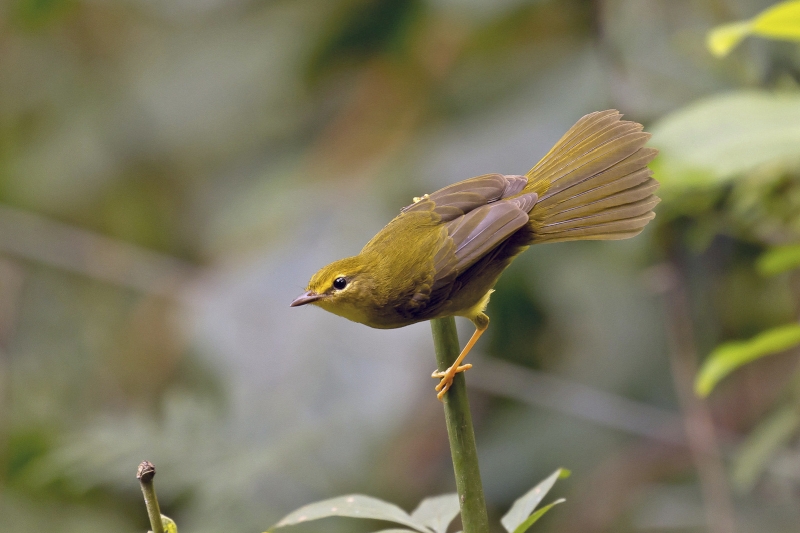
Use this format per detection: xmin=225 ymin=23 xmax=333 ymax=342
xmin=0 ymin=259 xmax=25 ymax=486
xmin=0 ymin=204 xmax=197 ymax=299
xmin=652 ymin=262 xmax=738 ymax=533
xmin=558 ymin=437 xmax=691 ymax=533
xmin=470 ymin=357 xmax=688 ymax=446
xmin=590 ymin=0 xmax=605 ymax=42
xmin=137 ymin=461 xmax=165 ymax=533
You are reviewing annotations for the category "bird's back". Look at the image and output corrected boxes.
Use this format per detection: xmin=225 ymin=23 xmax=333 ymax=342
xmin=358 ymin=110 xmax=659 ymax=326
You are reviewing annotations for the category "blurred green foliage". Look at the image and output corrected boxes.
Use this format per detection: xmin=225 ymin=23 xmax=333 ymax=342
xmin=696 ymin=323 xmax=800 ymax=396
xmin=708 ymin=0 xmax=800 ymax=57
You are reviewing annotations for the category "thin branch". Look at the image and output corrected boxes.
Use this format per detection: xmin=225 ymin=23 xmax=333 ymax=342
xmin=0 ymin=205 xmax=195 ymax=299
xmin=137 ymin=461 xmax=166 ymax=533
xmin=655 ymin=263 xmax=738 ymax=533
xmin=470 ymin=357 xmax=688 ymax=446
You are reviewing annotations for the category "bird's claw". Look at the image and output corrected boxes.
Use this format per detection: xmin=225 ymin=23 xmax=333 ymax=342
xmin=430 ymin=364 xmax=472 ymax=379
xmin=430 ymin=363 xmax=473 ymax=401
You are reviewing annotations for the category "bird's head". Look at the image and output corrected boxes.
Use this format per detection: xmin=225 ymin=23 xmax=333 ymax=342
xmin=290 ymin=255 xmax=376 ymax=325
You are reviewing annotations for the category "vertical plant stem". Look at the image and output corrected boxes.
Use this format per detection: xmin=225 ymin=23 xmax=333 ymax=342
xmin=657 ymin=263 xmax=736 ymax=533
xmin=137 ymin=461 xmax=166 ymax=533
xmin=431 ymin=316 xmax=490 ymax=533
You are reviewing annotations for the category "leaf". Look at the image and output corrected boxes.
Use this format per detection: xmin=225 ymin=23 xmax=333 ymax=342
xmin=162 ymin=515 xmax=178 ymax=533
xmin=147 ymin=514 xmax=178 ymax=533
xmin=410 ymin=494 xmax=460 ymax=533
xmin=148 ymin=515 xmax=178 ymax=533
xmin=707 ymin=22 xmax=753 ymax=58
xmin=695 ymin=324 xmax=800 ymax=397
xmin=757 ymin=244 xmax=800 ymax=276
xmin=501 ymin=468 xmax=568 ymax=533
xmin=752 ymin=0 xmax=800 ymax=41
xmin=511 ymin=499 xmax=565 ymax=533
xmin=372 ymin=530 xmax=421 ymax=533
xmin=706 ymin=1 xmax=800 ymax=57
xmin=732 ymin=404 xmax=800 ymax=492
xmin=650 ymin=91 xmax=800 ymax=190
xmin=267 ymin=495 xmax=430 ymax=533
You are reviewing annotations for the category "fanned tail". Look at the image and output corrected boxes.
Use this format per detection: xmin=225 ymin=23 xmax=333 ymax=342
xmin=524 ymin=110 xmax=660 ymax=244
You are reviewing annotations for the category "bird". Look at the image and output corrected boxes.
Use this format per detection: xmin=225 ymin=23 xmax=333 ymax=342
xmin=291 ymin=110 xmax=660 ymax=400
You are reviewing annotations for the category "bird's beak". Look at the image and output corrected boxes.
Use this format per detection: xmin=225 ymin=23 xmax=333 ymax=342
xmin=290 ymin=290 xmax=323 ymax=307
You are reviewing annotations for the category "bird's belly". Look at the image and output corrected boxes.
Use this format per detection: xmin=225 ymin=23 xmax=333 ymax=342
xmin=434 ymin=277 xmax=500 ymax=321
xmin=432 ymin=238 xmax=529 ymax=321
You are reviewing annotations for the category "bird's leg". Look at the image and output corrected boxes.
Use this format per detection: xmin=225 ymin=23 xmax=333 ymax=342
xmin=431 ymin=314 xmax=489 ymax=401
xmin=431 ymin=327 xmax=484 ymax=400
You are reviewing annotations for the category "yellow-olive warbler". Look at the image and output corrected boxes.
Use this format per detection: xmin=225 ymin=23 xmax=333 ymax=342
xmin=292 ymin=111 xmax=659 ymax=399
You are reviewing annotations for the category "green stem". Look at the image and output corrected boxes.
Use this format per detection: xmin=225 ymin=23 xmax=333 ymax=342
xmin=430 ymin=317 xmax=490 ymax=533
xmin=137 ymin=461 xmax=165 ymax=533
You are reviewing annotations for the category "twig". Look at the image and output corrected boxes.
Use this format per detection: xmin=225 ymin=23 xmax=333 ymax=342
xmin=0 ymin=204 xmax=195 ymax=299
xmin=653 ymin=263 xmax=737 ymax=533
xmin=137 ymin=461 xmax=166 ymax=533
xmin=469 ymin=356 xmax=689 ymax=446
xmin=430 ymin=317 xmax=490 ymax=533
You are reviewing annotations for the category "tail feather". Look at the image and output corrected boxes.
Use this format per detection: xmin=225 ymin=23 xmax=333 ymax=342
xmin=526 ymin=113 xmax=639 ymax=190
xmin=538 ymin=196 xmax=660 ymax=232
xmin=542 ymin=176 xmax=659 ymax=224
xmin=534 ymin=132 xmax=649 ymax=200
xmin=532 ymin=110 xmax=620 ymax=169
xmin=536 ymin=148 xmax=657 ymax=209
xmin=533 ymin=213 xmax=656 ymax=243
xmin=524 ymin=111 xmax=660 ymax=244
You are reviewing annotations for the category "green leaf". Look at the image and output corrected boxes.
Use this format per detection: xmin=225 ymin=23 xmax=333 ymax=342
xmin=707 ymin=21 xmax=753 ymax=57
xmin=706 ymin=1 xmax=800 ymax=57
xmin=501 ymin=468 xmax=567 ymax=533
xmin=161 ymin=515 xmax=178 ymax=533
xmin=732 ymin=404 xmax=800 ymax=491
xmin=267 ymin=495 xmax=430 ymax=533
xmin=757 ymin=244 xmax=800 ymax=276
xmin=695 ymin=324 xmax=800 ymax=397
xmin=147 ymin=515 xmax=178 ymax=533
xmin=372 ymin=530 xmax=420 ymax=533
xmin=752 ymin=0 xmax=800 ymax=41
xmin=650 ymin=91 xmax=800 ymax=190
xmin=410 ymin=494 xmax=460 ymax=533
xmin=512 ymin=499 xmax=565 ymax=533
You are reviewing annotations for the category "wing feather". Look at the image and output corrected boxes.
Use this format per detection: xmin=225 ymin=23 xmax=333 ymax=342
xmin=394 ymin=178 xmax=535 ymax=318
xmin=433 ymin=192 xmax=538 ymax=286
xmin=401 ymin=173 xmax=529 ymax=221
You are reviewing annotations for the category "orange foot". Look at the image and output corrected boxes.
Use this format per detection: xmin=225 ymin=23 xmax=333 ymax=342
xmin=431 ymin=363 xmax=473 ymax=400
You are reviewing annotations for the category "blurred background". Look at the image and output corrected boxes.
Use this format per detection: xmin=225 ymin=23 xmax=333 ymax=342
xmin=3 ymin=0 xmax=800 ymax=532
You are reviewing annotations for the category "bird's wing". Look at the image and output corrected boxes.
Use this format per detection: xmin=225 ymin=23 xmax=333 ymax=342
xmin=394 ymin=176 xmax=536 ymax=319
xmin=401 ymin=173 xmax=528 ymax=221
xmin=432 ymin=192 xmax=538 ymax=288
xmin=396 ymin=192 xmax=538 ymax=319
xmin=436 ymin=193 xmax=538 ymax=278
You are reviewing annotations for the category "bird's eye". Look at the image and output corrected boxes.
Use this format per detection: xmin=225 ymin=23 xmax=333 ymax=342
xmin=333 ymin=277 xmax=348 ymax=290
